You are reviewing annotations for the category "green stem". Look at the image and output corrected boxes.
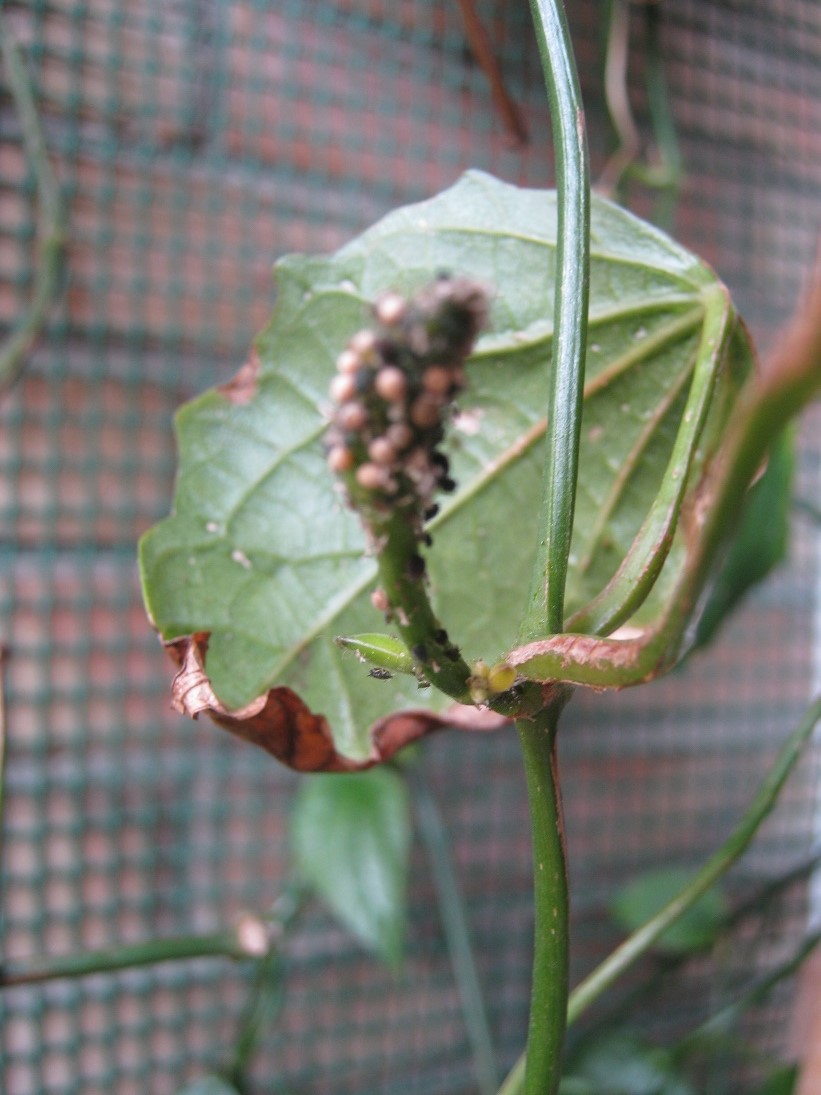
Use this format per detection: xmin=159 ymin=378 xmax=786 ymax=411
xmin=598 ymin=0 xmax=683 ymax=224
xmin=508 ymin=345 xmax=821 ymax=688
xmin=409 ymin=765 xmax=499 ymax=1095
xmin=567 ymin=285 xmax=729 ymax=636
xmin=642 ymin=1 xmax=683 ymax=229
xmin=599 ymin=0 xmax=638 ymax=199
xmin=499 ymin=695 xmax=821 ymax=1094
xmin=522 ymin=0 xmax=590 ymax=640
xmin=0 ymin=12 xmax=67 ymax=390
xmin=675 ymin=928 xmax=821 ymax=1059
xmin=0 ymin=917 xmax=276 ymax=988
xmin=579 ymin=847 xmax=821 ymax=1052
xmin=568 ymin=695 xmax=820 ymax=1022
xmin=224 ymin=887 xmax=303 ymax=1089
xmin=227 ymin=952 xmax=285 ymax=1094
xmin=455 ymin=0 xmax=529 ymax=146
xmin=723 ymin=850 xmax=821 ymax=932
xmin=375 ymin=507 xmax=472 ymax=702
xmin=511 ymin=3 xmax=587 ymax=1090
xmin=516 ymin=703 xmax=570 ymax=1095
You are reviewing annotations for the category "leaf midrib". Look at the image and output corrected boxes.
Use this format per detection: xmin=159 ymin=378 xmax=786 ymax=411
xmin=471 ymin=294 xmax=698 ymax=361
xmin=358 ymin=223 xmax=704 ymax=294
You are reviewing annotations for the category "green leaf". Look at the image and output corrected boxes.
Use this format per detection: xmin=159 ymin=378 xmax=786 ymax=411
xmin=175 ymin=1078 xmax=241 ymax=1095
xmin=290 ymin=767 xmax=410 ymax=967
xmin=566 ymin=1031 xmax=696 ymax=1095
xmin=692 ymin=429 xmax=794 ymax=650
xmin=611 ymin=867 xmax=726 ymax=955
xmin=139 ymin=170 xmax=753 ymax=761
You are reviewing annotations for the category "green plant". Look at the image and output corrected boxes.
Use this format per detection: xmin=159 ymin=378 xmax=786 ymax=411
xmin=2 ymin=2 xmax=814 ymax=1093
xmin=134 ymin=1 xmax=821 ymax=1090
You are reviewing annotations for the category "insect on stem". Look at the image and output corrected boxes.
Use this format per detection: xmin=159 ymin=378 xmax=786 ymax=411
xmin=326 ymin=276 xmax=490 ymax=703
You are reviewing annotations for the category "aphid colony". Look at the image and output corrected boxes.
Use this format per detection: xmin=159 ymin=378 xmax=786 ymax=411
xmin=327 ymin=276 xmax=519 ymax=705
xmin=325 ymin=274 xmax=489 ymax=528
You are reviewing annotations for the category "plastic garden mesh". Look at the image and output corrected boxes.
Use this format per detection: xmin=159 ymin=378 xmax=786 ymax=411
xmin=0 ymin=1 xmax=819 ymax=1093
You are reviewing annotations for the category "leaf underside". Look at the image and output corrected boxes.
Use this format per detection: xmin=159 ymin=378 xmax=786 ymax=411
xmin=139 ymin=171 xmax=753 ymax=766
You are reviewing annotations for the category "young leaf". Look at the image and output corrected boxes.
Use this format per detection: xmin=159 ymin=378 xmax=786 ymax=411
xmin=139 ymin=170 xmax=753 ymax=763
xmin=611 ymin=867 xmax=726 ymax=956
xmin=290 ymin=767 xmax=411 ymax=967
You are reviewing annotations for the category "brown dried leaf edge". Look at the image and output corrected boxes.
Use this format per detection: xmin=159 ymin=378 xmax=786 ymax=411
xmin=166 ymin=633 xmax=510 ymax=772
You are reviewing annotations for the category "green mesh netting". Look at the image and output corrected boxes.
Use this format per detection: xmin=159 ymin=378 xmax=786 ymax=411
xmin=1 ymin=2 xmax=819 ymax=1093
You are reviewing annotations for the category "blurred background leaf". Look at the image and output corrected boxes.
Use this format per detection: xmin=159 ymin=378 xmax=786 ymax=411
xmin=611 ymin=867 xmax=727 ymax=956
xmin=290 ymin=767 xmax=411 ymax=967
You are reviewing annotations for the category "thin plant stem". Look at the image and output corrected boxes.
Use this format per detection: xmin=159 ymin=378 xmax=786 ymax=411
xmin=567 ymin=695 xmax=820 ymax=1020
xmin=224 ymin=886 xmax=303 ymax=1090
xmin=566 ymin=288 xmax=728 ymax=637
xmin=1 ymin=932 xmax=255 ymax=987
xmin=515 ymin=702 xmax=570 ymax=1095
xmin=511 ymin=1 xmax=588 ymax=1090
xmin=409 ymin=765 xmax=499 ymax=1095
xmin=0 ymin=12 xmax=67 ymax=391
xmin=570 ymin=848 xmax=821 ymax=1054
xmin=675 ymin=928 xmax=821 ymax=1059
xmin=642 ymin=1 xmax=683 ymax=229
xmin=498 ymin=695 xmax=821 ymax=1094
xmin=598 ymin=0 xmax=639 ymax=197
xmin=723 ymin=850 xmax=821 ymax=932
xmin=521 ymin=0 xmax=590 ymax=641
xmin=598 ymin=0 xmax=683 ymax=227
xmin=455 ymin=0 xmax=528 ymax=146
xmin=226 ymin=949 xmax=286 ymax=1094
xmin=0 ymin=914 xmax=281 ymax=988
xmin=374 ymin=507 xmax=473 ymax=703
xmin=507 ymin=333 xmax=821 ymax=688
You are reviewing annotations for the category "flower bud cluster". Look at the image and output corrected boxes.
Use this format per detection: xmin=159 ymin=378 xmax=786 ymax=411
xmin=326 ymin=275 xmax=489 ymax=526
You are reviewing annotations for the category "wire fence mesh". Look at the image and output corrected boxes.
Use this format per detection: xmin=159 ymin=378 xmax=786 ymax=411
xmin=1 ymin=1 xmax=820 ymax=1093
